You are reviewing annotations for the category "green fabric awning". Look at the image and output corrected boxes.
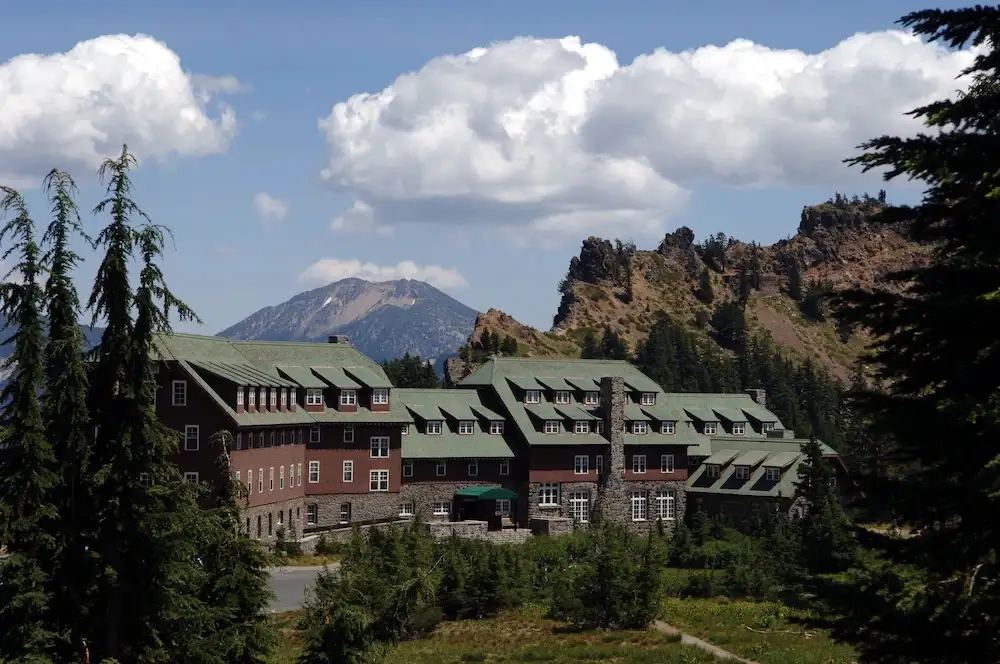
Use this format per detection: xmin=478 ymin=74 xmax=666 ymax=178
xmin=454 ymin=486 xmax=518 ymax=500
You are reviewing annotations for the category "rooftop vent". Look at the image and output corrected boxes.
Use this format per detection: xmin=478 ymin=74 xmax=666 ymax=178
xmin=328 ymin=335 xmax=350 ymax=344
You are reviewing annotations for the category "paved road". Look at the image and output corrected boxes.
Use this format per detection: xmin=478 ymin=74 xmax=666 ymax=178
xmin=269 ymin=565 xmax=333 ymax=613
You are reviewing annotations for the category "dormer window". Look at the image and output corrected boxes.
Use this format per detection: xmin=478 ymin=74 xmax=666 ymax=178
xmin=640 ymin=392 xmax=656 ymax=406
xmin=458 ymin=421 xmax=475 ymax=435
xmin=236 ymin=387 xmax=244 ymax=407
xmin=305 ymin=389 xmax=323 ymax=406
xmin=584 ymin=391 xmax=599 ymax=406
xmin=401 ymin=424 xmax=410 ymax=435
xmin=525 ymin=390 xmax=540 ymax=404
xmin=632 ymin=421 xmax=648 ymax=435
xmin=248 ymin=389 xmax=256 ymax=408
xmin=762 ymin=422 xmax=775 ymax=433
xmin=554 ymin=391 xmax=570 ymax=404
xmin=259 ymin=388 xmax=266 ymax=408
xmin=573 ymin=421 xmax=589 ymax=434
xmin=706 ymin=464 xmax=721 ymax=479
xmin=269 ymin=388 xmax=277 ymax=408
xmin=426 ymin=421 xmax=443 ymax=435
xmin=660 ymin=421 xmax=675 ymax=435
xmin=732 ymin=422 xmax=745 ymax=435
xmin=280 ymin=389 xmax=288 ymax=409
xmin=765 ymin=467 xmax=780 ymax=481
xmin=290 ymin=388 xmax=297 ymax=405
xmin=340 ymin=389 xmax=357 ymax=406
xmin=489 ymin=421 xmax=504 ymax=435
xmin=735 ymin=466 xmax=750 ymax=480
xmin=543 ymin=420 xmax=560 ymax=434
xmin=372 ymin=388 xmax=389 ymax=405
xmin=703 ymin=422 xmax=717 ymax=435
xmin=596 ymin=421 xmax=605 ymax=434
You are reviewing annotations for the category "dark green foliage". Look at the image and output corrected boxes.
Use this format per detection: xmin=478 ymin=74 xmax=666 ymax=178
xmin=794 ymin=440 xmax=856 ymax=574
xmin=382 ymin=353 xmax=441 ymax=388
xmin=499 ymin=335 xmax=518 ymax=355
xmin=579 ymin=329 xmax=601 ymax=359
xmin=800 ymin=279 xmax=831 ymax=322
xmin=695 ymin=267 xmax=714 ymax=304
xmin=785 ymin=258 xmax=803 ymax=301
xmin=710 ymin=300 xmax=746 ymax=351
xmin=578 ymin=327 xmax=630 ymax=361
xmin=824 ymin=10 xmax=1000 ymax=661
xmin=698 ymin=232 xmax=729 ymax=272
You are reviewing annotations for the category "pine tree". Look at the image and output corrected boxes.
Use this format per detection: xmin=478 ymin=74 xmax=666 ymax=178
xmin=695 ymin=267 xmax=714 ymax=304
xmin=0 ymin=187 xmax=63 ymax=660
xmin=786 ymin=260 xmax=803 ymax=301
xmin=828 ymin=9 xmax=1000 ymax=661
xmin=579 ymin=329 xmax=602 ymax=359
xmin=794 ymin=439 xmax=855 ymax=574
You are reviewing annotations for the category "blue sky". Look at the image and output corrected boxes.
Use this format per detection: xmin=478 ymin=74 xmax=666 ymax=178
xmin=0 ymin=0 xmax=973 ymax=335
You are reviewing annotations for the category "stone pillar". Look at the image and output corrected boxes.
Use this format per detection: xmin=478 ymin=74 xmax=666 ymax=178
xmin=595 ymin=376 xmax=627 ymax=524
xmin=745 ymin=388 xmax=767 ymax=408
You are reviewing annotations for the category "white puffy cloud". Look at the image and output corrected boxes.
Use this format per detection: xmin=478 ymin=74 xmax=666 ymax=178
xmin=299 ymin=258 xmax=468 ymax=290
xmin=253 ymin=192 xmax=288 ymax=223
xmin=0 ymin=34 xmax=239 ymax=184
xmin=319 ymin=31 xmax=976 ymax=241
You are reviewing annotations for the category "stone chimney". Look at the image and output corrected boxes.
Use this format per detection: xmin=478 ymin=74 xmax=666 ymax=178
xmin=595 ymin=376 xmax=628 ymax=524
xmin=745 ymin=388 xmax=767 ymax=408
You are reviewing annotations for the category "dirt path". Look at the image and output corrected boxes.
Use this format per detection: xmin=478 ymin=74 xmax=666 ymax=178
xmin=653 ymin=620 xmax=758 ymax=663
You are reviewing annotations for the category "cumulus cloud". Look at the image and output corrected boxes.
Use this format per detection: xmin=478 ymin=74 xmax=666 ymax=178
xmin=0 ymin=33 xmax=240 ymax=184
xmin=253 ymin=192 xmax=288 ymax=223
xmin=299 ymin=258 xmax=468 ymax=290
xmin=319 ymin=31 xmax=975 ymax=241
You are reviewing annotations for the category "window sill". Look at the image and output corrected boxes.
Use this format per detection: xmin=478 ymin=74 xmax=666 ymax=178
xmin=538 ymin=504 xmax=561 ymax=510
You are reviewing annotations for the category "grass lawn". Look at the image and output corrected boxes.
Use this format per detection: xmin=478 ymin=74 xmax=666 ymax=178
xmin=274 ymin=552 xmax=341 ymax=567
xmin=272 ymin=605 xmax=723 ymax=664
xmin=660 ymin=597 xmax=858 ymax=664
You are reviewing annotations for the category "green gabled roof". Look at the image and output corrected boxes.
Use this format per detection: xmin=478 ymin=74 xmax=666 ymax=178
xmin=741 ymin=403 xmax=780 ymax=424
xmin=524 ymin=403 xmax=562 ymax=421
xmin=230 ymin=338 xmax=384 ymax=373
xmin=762 ymin=451 xmax=801 ymax=468
xmin=153 ymin=333 xmax=249 ymax=362
xmin=687 ymin=438 xmax=814 ymax=498
xmin=713 ymin=407 xmax=747 ymax=423
xmin=684 ymin=408 xmax=718 ymax=422
xmin=536 ymin=376 xmax=572 ymax=391
xmin=732 ymin=450 xmax=769 ymax=467
xmin=312 ymin=367 xmax=361 ymax=389
xmin=403 ymin=432 xmax=515 ymax=459
xmin=276 ymin=366 xmax=327 ymax=389
xmin=506 ymin=375 xmax=543 ymax=390
xmin=344 ymin=366 xmax=392 ymax=389
xmin=555 ymin=405 xmax=600 ymax=421
xmin=310 ymin=405 xmax=413 ymax=424
xmin=665 ymin=394 xmax=785 ymax=430
xmin=191 ymin=360 xmax=297 ymax=388
xmin=623 ymin=433 xmax=690 ymax=446
xmin=624 ymin=403 xmax=648 ymax=420
xmin=439 ymin=402 xmax=477 ymax=421
xmin=703 ymin=449 xmax=740 ymax=465
xmin=395 ymin=388 xmax=491 ymax=424
xmin=470 ymin=404 xmax=504 ymax=421
xmin=624 ymin=376 xmax=661 ymax=393
xmin=460 ymin=357 xmax=663 ymax=394
xmin=641 ymin=404 xmax=685 ymax=422
xmin=565 ymin=377 xmax=600 ymax=391
xmin=407 ymin=404 xmax=444 ymax=421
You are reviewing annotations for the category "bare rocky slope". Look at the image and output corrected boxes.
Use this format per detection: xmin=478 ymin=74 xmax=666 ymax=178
xmin=458 ymin=195 xmax=929 ymax=383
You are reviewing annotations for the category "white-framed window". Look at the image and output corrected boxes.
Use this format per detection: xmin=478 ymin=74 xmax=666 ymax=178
xmin=339 ymin=503 xmax=351 ymax=524
xmin=171 ymin=380 xmax=187 ymax=406
xmin=280 ymin=389 xmax=288 ymax=409
xmin=310 ymin=425 xmax=321 ymax=444
xmin=372 ymin=388 xmax=389 ymax=405
xmin=248 ymin=388 xmax=256 ymax=408
xmin=762 ymin=422 xmax=775 ymax=433
xmin=427 ymin=421 xmax=443 ymax=435
xmin=732 ymin=422 xmax=746 ymax=435
xmin=269 ymin=467 xmax=274 ymax=491
xmin=458 ymin=421 xmax=475 ymax=435
xmin=342 ymin=460 xmax=353 ymax=482
xmin=236 ymin=432 xmax=244 ymax=451
xmin=369 ymin=469 xmax=389 ymax=492
xmin=573 ymin=421 xmax=589 ymax=434
xmin=343 ymin=424 xmax=354 ymax=443
xmin=538 ymin=483 xmax=559 ymax=506
xmin=308 ymin=461 xmax=320 ymax=483
xmin=765 ymin=467 xmax=781 ymax=481
xmin=468 ymin=461 xmax=478 ymax=476
xmin=632 ymin=421 xmax=648 ymax=435
xmin=280 ymin=466 xmax=285 ymax=489
xmin=499 ymin=460 xmax=510 ymax=476
xmin=633 ymin=454 xmax=647 ymax=473
xmin=661 ymin=454 xmax=675 ymax=473
xmin=641 ymin=392 xmax=656 ymax=406
xmin=306 ymin=503 xmax=318 ymax=524
xmin=630 ymin=491 xmax=647 ymax=521
xmin=183 ymin=425 xmax=199 ymax=451
xmin=596 ymin=455 xmax=604 ymax=475
xmin=259 ymin=388 xmax=266 ymax=409
xmin=489 ymin=421 xmax=504 ymax=435
xmin=397 ymin=460 xmax=410 ymax=479
xmin=569 ymin=491 xmax=589 ymax=523
xmin=655 ymin=489 xmax=676 ymax=520
xmin=435 ymin=460 xmax=447 ymax=477
xmin=704 ymin=422 xmax=717 ymax=435
xmin=401 ymin=424 xmax=410 ymax=435
xmin=596 ymin=421 xmax=605 ymax=434
xmin=258 ymin=469 xmax=263 ymax=493
xmin=574 ymin=455 xmax=589 ymax=474
xmin=340 ymin=389 xmax=357 ymax=406
xmin=277 ymin=510 xmax=284 ymax=526
xmin=432 ymin=501 xmax=451 ymax=516
xmin=735 ymin=466 xmax=750 ymax=480
xmin=290 ymin=388 xmax=297 ymax=406
xmin=236 ymin=387 xmax=244 ymax=407
xmin=661 ymin=421 xmax=675 ymax=435
xmin=399 ymin=502 xmax=415 ymax=517
xmin=584 ymin=391 xmax=599 ymax=406
xmin=184 ymin=472 xmax=199 ymax=484
xmin=554 ymin=390 xmax=570 ymax=404
xmin=305 ymin=389 xmax=323 ymax=406
xmin=246 ymin=469 xmax=252 ymax=494
xmin=524 ymin=390 xmax=540 ymax=404
xmin=269 ymin=431 xmax=275 ymax=447
xmin=706 ymin=464 xmax=721 ymax=479
xmin=543 ymin=420 xmax=560 ymax=434
xmin=370 ymin=436 xmax=389 ymax=458
xmin=269 ymin=388 xmax=277 ymax=408
xmin=297 ymin=463 xmax=302 ymax=486
xmin=495 ymin=499 xmax=511 ymax=516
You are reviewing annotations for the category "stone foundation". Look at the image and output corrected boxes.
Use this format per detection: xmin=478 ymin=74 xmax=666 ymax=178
xmin=422 ymin=520 xmax=489 ymax=539
xmin=529 ymin=516 xmax=574 ymax=536
xmin=528 ymin=480 xmax=597 ymax=522
xmin=304 ymin=492 xmax=400 ymax=528
xmin=242 ymin=497 xmax=305 ymax=541
xmin=400 ymin=481 xmax=499 ymax=522
xmin=620 ymin=480 xmax=687 ymax=534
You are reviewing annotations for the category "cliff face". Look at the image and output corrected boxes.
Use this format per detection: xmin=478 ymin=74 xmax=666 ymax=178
xmin=466 ymin=195 xmax=930 ymax=381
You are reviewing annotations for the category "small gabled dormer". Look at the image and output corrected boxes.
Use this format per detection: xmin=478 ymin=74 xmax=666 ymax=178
xmin=583 ymin=390 xmax=600 ymax=406
xmin=639 ymin=391 xmax=657 ymax=406
xmin=659 ymin=421 xmax=676 ymax=435
xmin=553 ymin=390 xmax=571 ymax=405
xmin=246 ymin=385 xmax=257 ymax=412
xmin=457 ymin=420 xmax=475 ymax=435
xmin=370 ymin=387 xmax=390 ymax=412
xmin=573 ymin=420 xmax=590 ymax=434
xmin=524 ymin=389 xmax=541 ymax=404
xmin=426 ymin=420 xmax=443 ymax=435
xmin=304 ymin=387 xmax=325 ymax=413
xmin=236 ymin=386 xmax=245 ymax=414
xmin=488 ymin=420 xmax=505 ymax=435
xmin=631 ymin=420 xmax=648 ymax=435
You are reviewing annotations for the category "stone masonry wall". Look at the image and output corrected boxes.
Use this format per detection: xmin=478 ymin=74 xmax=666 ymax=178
xmin=423 ymin=520 xmax=489 ymax=539
xmin=529 ymin=517 xmax=574 ymax=536
xmin=307 ymin=492 xmax=400 ymax=528
xmin=622 ymin=480 xmax=688 ymax=535
xmin=401 ymin=481 xmax=498 ymax=522
xmin=595 ymin=376 xmax=628 ymax=525
xmin=243 ymin=496 xmax=305 ymax=541
xmin=528 ymin=480 xmax=598 ymax=521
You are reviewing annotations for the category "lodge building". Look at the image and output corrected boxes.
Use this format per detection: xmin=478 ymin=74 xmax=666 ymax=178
xmin=152 ymin=333 xmax=844 ymax=540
